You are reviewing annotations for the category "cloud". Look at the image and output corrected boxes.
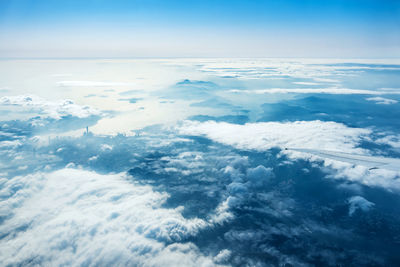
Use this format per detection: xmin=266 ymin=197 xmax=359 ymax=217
xmin=213 ymin=249 xmax=231 ymax=264
xmin=100 ymin=144 xmax=113 ymax=151
xmin=330 ymin=164 xmax=400 ymax=191
xmin=84 ymin=93 xmax=97 ymax=98
xmin=258 ymin=95 xmax=400 ymax=131
xmin=1 ymin=57 xmax=400 ymax=266
xmin=0 ymin=119 xmax=397 ymax=265
xmin=348 ymin=196 xmax=375 ymax=216
xmin=119 ymin=97 xmax=143 ymax=104
xmin=0 ymin=87 xmax=9 ymax=93
xmin=177 ymin=120 xmax=400 ymax=190
xmin=193 ymin=59 xmax=399 ymax=83
xmin=366 ymin=97 xmax=398 ymax=105
xmin=0 ymin=95 xmax=102 ymax=120
xmin=292 ymin=82 xmax=321 ymax=86
xmin=156 ymin=79 xmax=220 ymax=100
xmin=56 ymin=81 xmax=133 ymax=87
xmin=229 ymin=88 xmax=400 ymax=95
xmin=178 ymin=120 xmax=370 ymax=153
xmin=246 ymin=165 xmax=274 ymax=186
xmin=375 ymin=135 xmax=400 ymax=149
xmin=119 ymin=89 xmax=143 ymax=96
xmin=176 ymin=79 xmax=218 ymax=88
xmin=0 ymin=168 xmax=225 ymax=266
xmin=188 ymin=115 xmax=249 ymax=125
xmin=0 ymin=140 xmax=22 ymax=148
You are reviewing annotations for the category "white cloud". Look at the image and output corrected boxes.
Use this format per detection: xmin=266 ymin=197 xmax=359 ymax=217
xmin=213 ymin=249 xmax=231 ymax=264
xmin=178 ymin=120 xmax=370 ymax=153
xmin=208 ymin=197 xmax=235 ymax=225
xmin=348 ymin=196 xmax=375 ymax=216
xmin=366 ymin=97 xmax=398 ymax=105
xmin=312 ymin=77 xmax=340 ymax=83
xmin=177 ymin=120 xmax=400 ymax=190
xmin=292 ymin=82 xmax=321 ymax=86
xmin=375 ymin=134 xmax=400 ymax=148
xmin=0 ymin=140 xmax=22 ymax=148
xmin=185 ymin=58 xmax=399 ymax=81
xmin=88 ymin=155 xmax=98 ymax=161
xmin=228 ymin=88 xmax=400 ymax=95
xmin=247 ymin=165 xmax=274 ymax=186
xmin=56 ymin=81 xmax=133 ymax=87
xmin=327 ymin=163 xmax=400 ymax=190
xmin=0 ymin=94 xmax=102 ymax=119
xmin=0 ymin=168 xmax=226 ymax=266
xmin=100 ymin=144 xmax=113 ymax=151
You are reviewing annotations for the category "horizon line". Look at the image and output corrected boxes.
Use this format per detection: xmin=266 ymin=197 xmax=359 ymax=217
xmin=1 ymin=56 xmax=400 ymax=60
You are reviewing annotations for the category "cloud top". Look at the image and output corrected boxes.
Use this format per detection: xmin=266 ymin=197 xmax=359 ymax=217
xmin=366 ymin=97 xmax=398 ymax=105
xmin=0 ymin=168 xmax=223 ymax=266
xmin=178 ymin=120 xmax=370 ymax=153
xmin=0 ymin=95 xmax=102 ymax=119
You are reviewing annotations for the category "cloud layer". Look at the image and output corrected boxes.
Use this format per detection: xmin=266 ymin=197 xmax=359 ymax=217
xmin=0 ymin=95 xmax=101 ymax=119
xmin=177 ymin=120 xmax=400 ymax=190
xmin=0 ymin=168 xmax=223 ymax=266
xmin=229 ymin=88 xmax=400 ymax=95
xmin=1 ymin=59 xmax=400 ymax=266
xmin=178 ymin=120 xmax=370 ymax=153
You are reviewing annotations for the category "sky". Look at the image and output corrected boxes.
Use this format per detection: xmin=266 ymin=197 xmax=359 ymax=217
xmin=0 ymin=0 xmax=399 ymax=58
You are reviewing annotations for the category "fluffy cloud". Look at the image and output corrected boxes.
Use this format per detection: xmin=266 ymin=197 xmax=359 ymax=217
xmin=213 ymin=249 xmax=232 ymax=264
xmin=375 ymin=134 xmax=400 ymax=149
xmin=348 ymin=196 xmax=375 ymax=216
xmin=0 ymin=95 xmax=101 ymax=119
xmin=330 ymin=165 xmax=400 ymax=191
xmin=178 ymin=120 xmax=370 ymax=153
xmin=0 ymin=168 xmax=224 ymax=266
xmin=1 ymin=58 xmax=399 ymax=266
xmin=177 ymin=120 xmax=400 ymax=190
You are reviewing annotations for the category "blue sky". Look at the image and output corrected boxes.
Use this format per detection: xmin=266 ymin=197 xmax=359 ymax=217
xmin=0 ymin=0 xmax=399 ymax=58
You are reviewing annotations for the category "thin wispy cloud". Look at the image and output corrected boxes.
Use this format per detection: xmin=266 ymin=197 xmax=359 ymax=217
xmin=57 ymin=81 xmax=134 ymax=87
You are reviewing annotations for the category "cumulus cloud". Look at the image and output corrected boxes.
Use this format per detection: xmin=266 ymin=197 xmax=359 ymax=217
xmin=330 ymin=164 xmax=400 ymax=191
xmin=0 ymin=95 xmax=102 ymax=119
xmin=246 ymin=165 xmax=274 ymax=186
xmin=177 ymin=120 xmax=400 ymax=190
xmin=348 ymin=196 xmax=375 ymax=216
xmin=178 ymin=120 xmax=370 ymax=153
xmin=1 ymin=58 xmax=399 ymax=266
xmin=375 ymin=134 xmax=400 ymax=149
xmin=0 ymin=168 xmax=225 ymax=266
xmin=366 ymin=97 xmax=398 ymax=105
xmin=213 ymin=249 xmax=232 ymax=264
